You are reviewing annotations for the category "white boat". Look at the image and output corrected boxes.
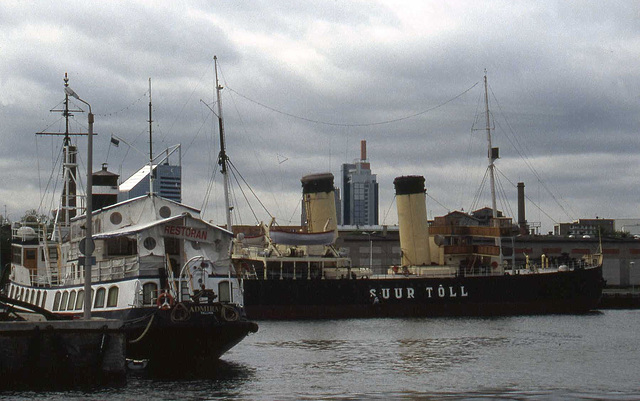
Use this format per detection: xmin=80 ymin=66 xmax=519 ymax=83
xmin=3 ymin=74 xmax=257 ymax=370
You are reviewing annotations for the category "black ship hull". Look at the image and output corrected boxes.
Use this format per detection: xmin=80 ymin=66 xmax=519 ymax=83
xmin=242 ymin=266 xmax=604 ymax=320
xmin=92 ymin=303 xmax=258 ymax=369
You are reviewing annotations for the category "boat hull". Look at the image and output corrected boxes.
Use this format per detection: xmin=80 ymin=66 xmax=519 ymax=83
xmin=90 ymin=304 xmax=258 ymax=368
xmin=242 ymin=266 xmax=604 ymax=319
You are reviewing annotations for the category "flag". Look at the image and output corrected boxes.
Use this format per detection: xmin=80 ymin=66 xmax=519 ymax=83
xmin=110 ymin=136 xmax=120 ymax=147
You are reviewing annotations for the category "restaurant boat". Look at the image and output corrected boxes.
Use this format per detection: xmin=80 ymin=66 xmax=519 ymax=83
xmin=3 ymin=74 xmax=257 ymax=369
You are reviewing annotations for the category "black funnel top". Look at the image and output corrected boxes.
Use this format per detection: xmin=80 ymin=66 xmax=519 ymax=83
xmin=301 ymin=173 xmax=334 ymax=194
xmin=393 ymin=175 xmax=425 ymax=195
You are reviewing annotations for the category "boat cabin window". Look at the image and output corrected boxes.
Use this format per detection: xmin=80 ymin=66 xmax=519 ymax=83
xmin=107 ymin=286 xmax=119 ymax=307
xmin=218 ymin=281 xmax=231 ymax=303
xmin=159 ymin=206 xmax=171 ymax=218
xmin=143 ymin=237 xmax=157 ymax=251
xmin=106 ymin=237 xmax=137 ymax=257
xmin=25 ymin=249 xmax=36 ymax=260
xmin=41 ymin=291 xmax=46 ymax=308
xmin=75 ymin=290 xmax=84 ymax=310
xmin=8 ymin=286 xmax=14 ymax=299
xmin=142 ymin=282 xmax=158 ymax=305
xmin=94 ymin=287 xmax=106 ymax=308
xmin=19 ymin=288 xmax=24 ymax=301
xmin=60 ymin=291 xmax=69 ymax=311
xmin=30 ymin=290 xmax=36 ymax=304
xmin=164 ymin=237 xmax=180 ymax=255
xmin=12 ymin=246 xmax=21 ymax=264
xmin=25 ymin=289 xmax=30 ymax=303
xmin=110 ymin=212 xmax=122 ymax=225
xmin=35 ymin=291 xmax=40 ymax=306
xmin=53 ymin=291 xmax=61 ymax=311
xmin=68 ymin=291 xmax=76 ymax=311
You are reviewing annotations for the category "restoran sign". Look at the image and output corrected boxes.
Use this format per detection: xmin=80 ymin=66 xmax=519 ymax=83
xmin=163 ymin=225 xmax=212 ymax=242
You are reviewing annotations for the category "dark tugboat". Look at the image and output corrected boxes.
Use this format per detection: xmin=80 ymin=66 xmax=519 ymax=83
xmin=233 ymin=75 xmax=604 ymax=320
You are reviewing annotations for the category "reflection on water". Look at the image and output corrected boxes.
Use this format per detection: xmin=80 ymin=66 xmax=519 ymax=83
xmin=3 ymin=311 xmax=640 ymax=400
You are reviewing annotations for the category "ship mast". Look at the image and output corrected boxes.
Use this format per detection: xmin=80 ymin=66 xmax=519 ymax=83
xmin=148 ymin=78 xmax=154 ymax=196
xmin=39 ymin=73 xmax=83 ymax=242
xmin=484 ymin=72 xmax=498 ymax=219
xmin=214 ymin=56 xmax=232 ymax=231
xmin=483 ymin=72 xmax=503 ymax=265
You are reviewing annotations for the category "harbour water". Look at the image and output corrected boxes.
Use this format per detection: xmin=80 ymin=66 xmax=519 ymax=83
xmin=2 ymin=309 xmax=639 ymax=400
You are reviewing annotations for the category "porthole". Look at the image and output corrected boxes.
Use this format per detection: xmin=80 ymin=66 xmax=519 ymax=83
xmin=110 ymin=212 xmax=123 ymax=225
xmin=159 ymin=206 xmax=171 ymax=218
xmin=191 ymin=241 xmax=201 ymax=250
xmin=144 ymin=237 xmax=157 ymax=250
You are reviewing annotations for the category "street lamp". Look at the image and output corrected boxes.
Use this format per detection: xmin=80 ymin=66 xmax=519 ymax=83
xmin=65 ymin=86 xmax=94 ymax=320
xmin=363 ymin=231 xmax=374 ymax=271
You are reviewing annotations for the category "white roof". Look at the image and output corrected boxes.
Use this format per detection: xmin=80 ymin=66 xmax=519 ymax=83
xmin=92 ymin=214 xmax=183 ymax=239
xmin=92 ymin=213 xmax=231 ymax=239
xmin=119 ymin=165 xmax=157 ymax=192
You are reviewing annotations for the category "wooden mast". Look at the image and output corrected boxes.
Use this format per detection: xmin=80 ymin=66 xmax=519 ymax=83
xmin=214 ymin=56 xmax=232 ymax=231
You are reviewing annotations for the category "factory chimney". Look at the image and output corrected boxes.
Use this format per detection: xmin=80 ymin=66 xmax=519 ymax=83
xmin=517 ymin=182 xmax=529 ymax=235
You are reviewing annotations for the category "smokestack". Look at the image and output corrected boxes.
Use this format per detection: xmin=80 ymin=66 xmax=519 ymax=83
xmin=360 ymin=140 xmax=366 ymax=161
xmin=517 ymin=182 xmax=527 ymax=233
xmin=394 ymin=175 xmax=431 ymax=267
xmin=517 ymin=182 xmax=525 ymax=225
xmin=301 ymin=173 xmax=338 ymax=237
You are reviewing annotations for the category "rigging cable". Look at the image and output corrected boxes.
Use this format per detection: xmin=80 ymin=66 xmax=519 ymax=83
xmin=488 ymin=84 xmax=576 ymax=221
xmin=381 ymin=195 xmax=397 ymax=226
xmin=225 ymin=81 xmax=480 ymax=127
xmin=96 ymin=90 xmax=148 ymax=118
xmin=469 ymin=167 xmax=490 ymax=212
xmin=495 ymin=168 xmax=559 ymax=225
xmin=228 ymin=159 xmax=275 ymax=220
xmin=426 ymin=193 xmax=451 ymax=215
xmin=216 ymin=61 xmax=284 ymax=221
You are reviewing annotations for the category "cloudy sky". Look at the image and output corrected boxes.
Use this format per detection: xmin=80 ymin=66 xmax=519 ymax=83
xmin=1 ymin=1 xmax=639 ymax=233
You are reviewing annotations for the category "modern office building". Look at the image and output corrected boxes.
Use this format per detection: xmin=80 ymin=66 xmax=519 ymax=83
xmin=341 ymin=140 xmax=378 ymax=226
xmin=118 ymin=145 xmax=182 ymax=203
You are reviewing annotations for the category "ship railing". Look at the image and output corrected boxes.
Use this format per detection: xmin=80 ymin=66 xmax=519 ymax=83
xmin=92 ymin=256 xmax=138 ymax=282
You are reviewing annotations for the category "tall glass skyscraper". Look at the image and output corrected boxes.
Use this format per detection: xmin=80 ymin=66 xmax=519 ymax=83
xmin=341 ymin=140 xmax=378 ymax=226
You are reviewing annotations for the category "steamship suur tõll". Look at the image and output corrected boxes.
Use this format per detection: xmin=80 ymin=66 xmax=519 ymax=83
xmin=232 ymin=75 xmax=604 ymax=320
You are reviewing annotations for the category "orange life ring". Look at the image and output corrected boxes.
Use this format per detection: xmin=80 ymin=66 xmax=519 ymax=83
xmin=157 ymin=291 xmax=175 ymax=310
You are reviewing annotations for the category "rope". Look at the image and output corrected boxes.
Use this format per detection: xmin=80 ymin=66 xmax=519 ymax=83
xmin=225 ymin=81 xmax=479 ymax=127
xmin=128 ymin=313 xmax=155 ymax=344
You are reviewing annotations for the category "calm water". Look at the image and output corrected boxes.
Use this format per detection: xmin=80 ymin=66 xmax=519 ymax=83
xmin=3 ymin=310 xmax=640 ymax=400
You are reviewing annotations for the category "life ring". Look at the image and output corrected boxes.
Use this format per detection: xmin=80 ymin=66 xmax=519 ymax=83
xmin=221 ymin=305 xmax=239 ymax=322
xmin=157 ymin=291 xmax=175 ymax=310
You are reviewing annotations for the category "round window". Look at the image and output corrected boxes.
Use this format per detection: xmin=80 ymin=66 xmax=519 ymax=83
xmin=110 ymin=212 xmax=122 ymax=225
xmin=191 ymin=241 xmax=201 ymax=250
xmin=143 ymin=237 xmax=157 ymax=250
xmin=159 ymin=206 xmax=171 ymax=218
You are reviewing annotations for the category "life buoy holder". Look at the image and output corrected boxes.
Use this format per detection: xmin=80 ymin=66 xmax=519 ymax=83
xmin=222 ymin=305 xmax=239 ymax=322
xmin=157 ymin=291 xmax=175 ymax=310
